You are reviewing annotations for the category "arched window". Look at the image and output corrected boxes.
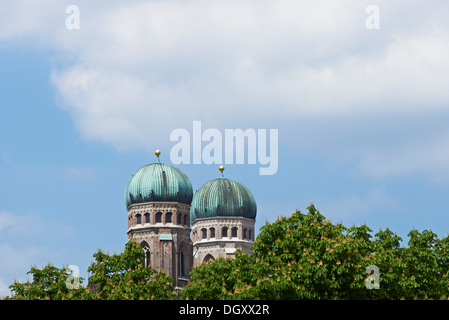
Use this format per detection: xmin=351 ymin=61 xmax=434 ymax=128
xmin=231 ymin=227 xmax=238 ymax=238
xmin=243 ymin=228 xmax=247 ymax=239
xmin=203 ymin=254 xmax=214 ymax=264
xmin=222 ymin=227 xmax=228 ymax=238
xmin=248 ymin=229 xmax=252 ymax=241
xmin=210 ymin=227 xmax=215 ymax=238
xmin=166 ymin=212 xmax=172 ymax=223
xmin=156 ymin=212 xmax=162 ymax=223
xmin=177 ymin=213 xmax=182 ymax=224
xmin=136 ymin=214 xmax=141 ymax=225
xmin=183 ymin=214 xmax=188 ymax=226
xmin=179 ymin=250 xmax=185 ymax=276
xmin=201 ymin=228 xmax=207 ymax=239
xmin=140 ymin=241 xmax=151 ymax=268
xmin=145 ymin=251 xmax=150 ymax=267
xmin=144 ymin=213 xmax=150 ymax=223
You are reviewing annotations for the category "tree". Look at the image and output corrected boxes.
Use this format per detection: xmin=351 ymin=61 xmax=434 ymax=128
xmin=7 ymin=205 xmax=449 ymax=300
xmin=184 ymin=204 xmax=374 ymax=299
xmin=87 ymin=241 xmax=177 ymax=300
xmin=7 ymin=263 xmax=87 ymax=300
xmin=365 ymin=228 xmax=449 ymax=300
xmin=6 ymin=241 xmax=177 ymax=300
xmin=180 ymin=257 xmax=238 ymax=300
xmin=183 ymin=204 xmax=449 ymax=300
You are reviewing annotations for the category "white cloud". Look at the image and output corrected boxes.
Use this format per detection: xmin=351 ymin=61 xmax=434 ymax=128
xmin=0 ymin=211 xmax=44 ymax=236
xmin=0 ymin=0 xmax=60 ymax=41
xmin=0 ymin=210 xmax=74 ymax=239
xmin=47 ymin=1 xmax=449 ymax=139
xmin=3 ymin=0 xmax=449 ymax=179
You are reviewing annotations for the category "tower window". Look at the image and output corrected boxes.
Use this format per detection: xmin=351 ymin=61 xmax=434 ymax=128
xmin=156 ymin=212 xmax=162 ymax=223
xmin=166 ymin=212 xmax=172 ymax=223
xmin=184 ymin=214 xmax=188 ymax=226
xmin=136 ymin=214 xmax=141 ymax=225
xmin=203 ymin=254 xmax=214 ymax=264
xmin=222 ymin=227 xmax=228 ymax=238
xmin=145 ymin=251 xmax=150 ymax=268
xmin=178 ymin=213 xmax=182 ymax=224
xmin=140 ymin=242 xmax=151 ymax=268
xmin=201 ymin=228 xmax=207 ymax=239
xmin=243 ymin=228 xmax=247 ymax=239
xmin=179 ymin=250 xmax=185 ymax=276
xmin=231 ymin=227 xmax=238 ymax=238
xmin=144 ymin=213 xmax=150 ymax=223
xmin=248 ymin=229 xmax=252 ymax=241
xmin=210 ymin=227 xmax=215 ymax=238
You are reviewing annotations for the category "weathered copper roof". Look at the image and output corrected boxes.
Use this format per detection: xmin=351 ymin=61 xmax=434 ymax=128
xmin=190 ymin=177 xmax=257 ymax=222
xmin=124 ymin=162 xmax=193 ymax=208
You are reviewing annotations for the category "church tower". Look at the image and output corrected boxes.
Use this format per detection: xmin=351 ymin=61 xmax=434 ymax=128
xmin=124 ymin=150 xmax=193 ymax=290
xmin=190 ymin=166 xmax=257 ymax=267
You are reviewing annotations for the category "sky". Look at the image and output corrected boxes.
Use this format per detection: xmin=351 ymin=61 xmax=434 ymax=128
xmin=1 ymin=0 xmax=449 ymax=296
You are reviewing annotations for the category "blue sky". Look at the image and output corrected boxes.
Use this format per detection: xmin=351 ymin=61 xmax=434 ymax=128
xmin=1 ymin=0 xmax=449 ymax=296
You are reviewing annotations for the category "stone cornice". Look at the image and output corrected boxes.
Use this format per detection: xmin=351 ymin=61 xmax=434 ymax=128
xmin=128 ymin=223 xmax=191 ymax=234
xmin=126 ymin=201 xmax=191 ymax=211
xmin=192 ymin=238 xmax=254 ymax=246
xmin=191 ymin=216 xmax=255 ymax=225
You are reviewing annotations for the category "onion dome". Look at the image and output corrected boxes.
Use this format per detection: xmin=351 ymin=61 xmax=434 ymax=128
xmin=124 ymin=150 xmax=193 ymax=208
xmin=190 ymin=166 xmax=257 ymax=222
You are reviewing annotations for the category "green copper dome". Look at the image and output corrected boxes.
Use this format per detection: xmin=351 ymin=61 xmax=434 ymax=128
xmin=190 ymin=177 xmax=257 ymax=222
xmin=124 ymin=162 xmax=193 ymax=208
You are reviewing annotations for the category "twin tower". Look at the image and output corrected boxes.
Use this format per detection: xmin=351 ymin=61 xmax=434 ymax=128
xmin=124 ymin=150 xmax=257 ymax=290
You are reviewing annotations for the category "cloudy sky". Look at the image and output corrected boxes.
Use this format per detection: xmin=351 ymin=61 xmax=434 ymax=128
xmin=1 ymin=0 xmax=449 ymax=296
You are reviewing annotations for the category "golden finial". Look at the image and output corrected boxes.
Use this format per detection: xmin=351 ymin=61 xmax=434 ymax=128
xmin=219 ymin=165 xmax=225 ymax=178
xmin=155 ymin=150 xmax=161 ymax=163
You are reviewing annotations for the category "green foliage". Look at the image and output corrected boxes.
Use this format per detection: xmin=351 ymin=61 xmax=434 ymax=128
xmin=6 ymin=241 xmax=177 ymax=300
xmin=183 ymin=204 xmax=449 ymax=300
xmin=88 ymin=241 xmax=177 ymax=300
xmin=181 ymin=257 xmax=238 ymax=299
xmin=246 ymin=205 xmax=372 ymax=299
xmin=7 ymin=263 xmax=87 ymax=300
xmin=6 ymin=205 xmax=449 ymax=300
